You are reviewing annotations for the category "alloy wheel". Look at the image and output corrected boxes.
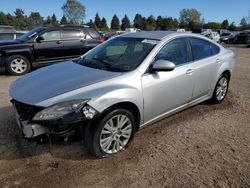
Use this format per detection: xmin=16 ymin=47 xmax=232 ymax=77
xmin=100 ymin=114 xmax=132 ymax=154
xmin=10 ymin=58 xmax=28 ymax=74
xmin=216 ymin=77 xmax=228 ymax=101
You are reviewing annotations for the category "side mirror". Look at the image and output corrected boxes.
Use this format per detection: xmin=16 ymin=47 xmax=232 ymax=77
xmin=36 ymin=36 xmax=45 ymax=42
xmin=151 ymin=59 xmax=176 ymax=72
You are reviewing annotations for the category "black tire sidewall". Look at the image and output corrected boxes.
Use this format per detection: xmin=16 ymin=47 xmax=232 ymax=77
xmin=6 ymin=55 xmax=30 ymax=75
xmin=88 ymin=109 xmax=136 ymax=158
xmin=212 ymin=74 xmax=229 ymax=104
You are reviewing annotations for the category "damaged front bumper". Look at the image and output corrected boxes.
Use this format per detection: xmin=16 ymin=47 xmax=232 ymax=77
xmin=12 ymin=99 xmax=98 ymax=139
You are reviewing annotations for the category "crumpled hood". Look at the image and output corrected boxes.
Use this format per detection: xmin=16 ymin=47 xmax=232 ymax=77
xmin=9 ymin=61 xmax=122 ymax=105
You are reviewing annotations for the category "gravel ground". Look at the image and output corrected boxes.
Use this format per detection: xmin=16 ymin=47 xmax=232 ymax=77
xmin=0 ymin=47 xmax=249 ymax=188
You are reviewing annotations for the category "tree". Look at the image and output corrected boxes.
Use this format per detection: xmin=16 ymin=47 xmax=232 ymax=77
xmin=62 ymin=0 xmax=85 ymax=25
xmin=240 ymin=18 xmax=247 ymax=26
xmin=60 ymin=15 xmax=68 ymax=25
xmin=134 ymin=14 xmax=143 ymax=29
xmin=100 ymin=17 xmax=109 ymax=31
xmin=156 ymin=16 xmax=163 ymax=30
xmin=179 ymin=8 xmax=201 ymax=27
xmin=29 ymin=12 xmax=43 ymax=27
xmin=146 ymin=15 xmax=156 ymax=30
xmin=86 ymin=19 xmax=97 ymax=29
xmin=14 ymin=8 xmax=26 ymax=30
xmin=121 ymin=15 xmax=130 ymax=30
xmin=111 ymin=14 xmax=120 ymax=30
xmin=228 ymin=22 xmax=237 ymax=31
xmin=44 ymin=16 xmax=51 ymax=25
xmin=94 ymin=13 xmax=101 ymax=29
xmin=51 ymin=14 xmax=58 ymax=26
xmin=221 ymin=19 xmax=229 ymax=29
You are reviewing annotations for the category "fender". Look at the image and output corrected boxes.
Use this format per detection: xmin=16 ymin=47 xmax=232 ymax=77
xmin=1 ymin=43 xmax=35 ymax=63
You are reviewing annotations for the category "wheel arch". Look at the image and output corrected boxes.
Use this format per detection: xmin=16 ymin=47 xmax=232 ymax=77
xmin=98 ymin=101 xmax=141 ymax=131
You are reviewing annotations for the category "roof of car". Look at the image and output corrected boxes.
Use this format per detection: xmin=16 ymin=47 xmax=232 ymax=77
xmin=119 ymin=31 xmax=176 ymax=40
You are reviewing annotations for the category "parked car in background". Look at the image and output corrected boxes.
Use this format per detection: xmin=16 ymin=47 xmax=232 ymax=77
xmin=0 ymin=25 xmax=16 ymax=33
xmin=233 ymin=30 xmax=250 ymax=44
xmin=220 ymin=32 xmax=232 ymax=43
xmin=10 ymin=31 xmax=235 ymax=158
xmin=0 ymin=32 xmax=24 ymax=41
xmin=0 ymin=25 xmax=102 ymax=75
xmin=201 ymin=31 xmax=220 ymax=43
xmin=0 ymin=25 xmax=24 ymax=41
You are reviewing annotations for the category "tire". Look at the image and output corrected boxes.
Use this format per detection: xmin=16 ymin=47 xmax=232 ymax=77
xmin=84 ymin=109 xmax=136 ymax=158
xmin=211 ymin=74 xmax=229 ymax=104
xmin=6 ymin=55 xmax=31 ymax=75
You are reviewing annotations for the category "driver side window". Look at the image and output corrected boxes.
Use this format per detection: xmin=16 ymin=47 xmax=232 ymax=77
xmin=41 ymin=30 xmax=61 ymax=41
xmin=155 ymin=38 xmax=190 ymax=66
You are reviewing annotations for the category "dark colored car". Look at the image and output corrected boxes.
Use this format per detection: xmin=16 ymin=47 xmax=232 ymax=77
xmin=0 ymin=26 xmax=102 ymax=75
xmin=233 ymin=30 xmax=250 ymax=44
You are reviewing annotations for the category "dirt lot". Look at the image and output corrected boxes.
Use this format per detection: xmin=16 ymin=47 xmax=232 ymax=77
xmin=0 ymin=47 xmax=249 ymax=188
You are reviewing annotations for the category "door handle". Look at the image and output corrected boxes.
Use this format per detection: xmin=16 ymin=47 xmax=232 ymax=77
xmin=186 ymin=69 xmax=194 ymax=75
xmin=56 ymin=41 xmax=61 ymax=44
xmin=216 ymin=59 xmax=222 ymax=63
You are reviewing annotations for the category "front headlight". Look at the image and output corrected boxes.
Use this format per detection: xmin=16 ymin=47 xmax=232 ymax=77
xmin=33 ymin=99 xmax=89 ymax=121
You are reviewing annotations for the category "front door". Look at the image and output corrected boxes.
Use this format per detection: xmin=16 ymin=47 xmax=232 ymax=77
xmin=34 ymin=30 xmax=64 ymax=62
xmin=142 ymin=37 xmax=195 ymax=123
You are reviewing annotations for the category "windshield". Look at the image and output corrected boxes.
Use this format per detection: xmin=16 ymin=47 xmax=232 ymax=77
xmin=78 ymin=37 xmax=157 ymax=72
xmin=18 ymin=27 xmax=46 ymax=41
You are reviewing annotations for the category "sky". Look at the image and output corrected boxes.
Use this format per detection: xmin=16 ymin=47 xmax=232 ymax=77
xmin=1 ymin=0 xmax=250 ymax=26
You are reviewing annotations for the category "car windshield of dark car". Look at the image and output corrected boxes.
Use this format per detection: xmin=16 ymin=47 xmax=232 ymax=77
xmin=18 ymin=27 xmax=45 ymax=41
xmin=78 ymin=37 xmax=157 ymax=72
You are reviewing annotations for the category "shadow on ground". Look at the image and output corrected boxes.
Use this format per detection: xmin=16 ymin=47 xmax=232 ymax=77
xmin=0 ymin=91 xmax=236 ymax=162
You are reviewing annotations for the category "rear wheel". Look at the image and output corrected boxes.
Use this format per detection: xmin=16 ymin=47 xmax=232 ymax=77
xmin=6 ymin=55 xmax=30 ymax=75
xmin=84 ymin=109 xmax=136 ymax=158
xmin=211 ymin=74 xmax=229 ymax=104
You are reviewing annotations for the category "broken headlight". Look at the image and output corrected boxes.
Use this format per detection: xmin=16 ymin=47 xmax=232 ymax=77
xmin=33 ymin=99 xmax=89 ymax=121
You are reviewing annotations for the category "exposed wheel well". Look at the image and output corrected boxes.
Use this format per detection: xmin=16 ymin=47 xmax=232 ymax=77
xmin=101 ymin=102 xmax=141 ymax=131
xmin=7 ymin=53 xmax=32 ymax=66
xmin=222 ymin=70 xmax=231 ymax=81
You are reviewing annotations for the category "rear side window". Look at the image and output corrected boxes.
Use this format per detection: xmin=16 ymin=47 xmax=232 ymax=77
xmin=190 ymin=38 xmax=213 ymax=60
xmin=155 ymin=38 xmax=190 ymax=66
xmin=86 ymin=28 xmax=100 ymax=39
xmin=211 ymin=43 xmax=220 ymax=55
xmin=62 ymin=30 xmax=81 ymax=39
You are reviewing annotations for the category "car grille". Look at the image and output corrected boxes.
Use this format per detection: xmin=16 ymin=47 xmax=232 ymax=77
xmin=11 ymin=100 xmax=43 ymax=121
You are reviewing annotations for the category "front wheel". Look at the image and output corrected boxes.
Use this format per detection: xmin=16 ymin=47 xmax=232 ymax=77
xmin=84 ymin=109 xmax=136 ymax=158
xmin=211 ymin=74 xmax=229 ymax=104
xmin=6 ymin=55 xmax=31 ymax=75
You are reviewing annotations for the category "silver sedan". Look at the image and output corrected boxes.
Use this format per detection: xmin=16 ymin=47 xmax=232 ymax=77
xmin=10 ymin=31 xmax=235 ymax=158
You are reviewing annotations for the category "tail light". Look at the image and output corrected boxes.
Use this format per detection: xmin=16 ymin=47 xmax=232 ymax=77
xmin=100 ymin=37 xmax=105 ymax=43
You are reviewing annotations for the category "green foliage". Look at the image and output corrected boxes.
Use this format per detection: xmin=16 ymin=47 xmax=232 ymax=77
xmin=179 ymin=8 xmax=201 ymax=24
xmin=121 ymin=15 xmax=130 ymax=30
xmin=94 ymin=13 xmax=101 ymax=29
xmin=221 ymin=19 xmax=229 ymax=29
xmin=203 ymin=22 xmax=221 ymax=30
xmin=29 ymin=12 xmax=43 ymax=27
xmin=51 ymin=14 xmax=58 ymax=26
xmin=133 ymin=14 xmax=143 ymax=29
xmin=60 ymin=15 xmax=68 ymax=25
xmin=86 ymin=19 xmax=97 ymax=29
xmin=100 ymin=18 xmax=109 ymax=31
xmin=62 ymin=0 xmax=85 ymax=25
xmin=111 ymin=14 xmax=120 ymax=30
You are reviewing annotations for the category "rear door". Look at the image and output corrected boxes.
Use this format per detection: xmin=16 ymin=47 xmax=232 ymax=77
xmin=33 ymin=29 xmax=65 ymax=62
xmin=61 ymin=28 xmax=85 ymax=58
xmin=189 ymin=37 xmax=220 ymax=99
xmin=84 ymin=28 xmax=101 ymax=51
